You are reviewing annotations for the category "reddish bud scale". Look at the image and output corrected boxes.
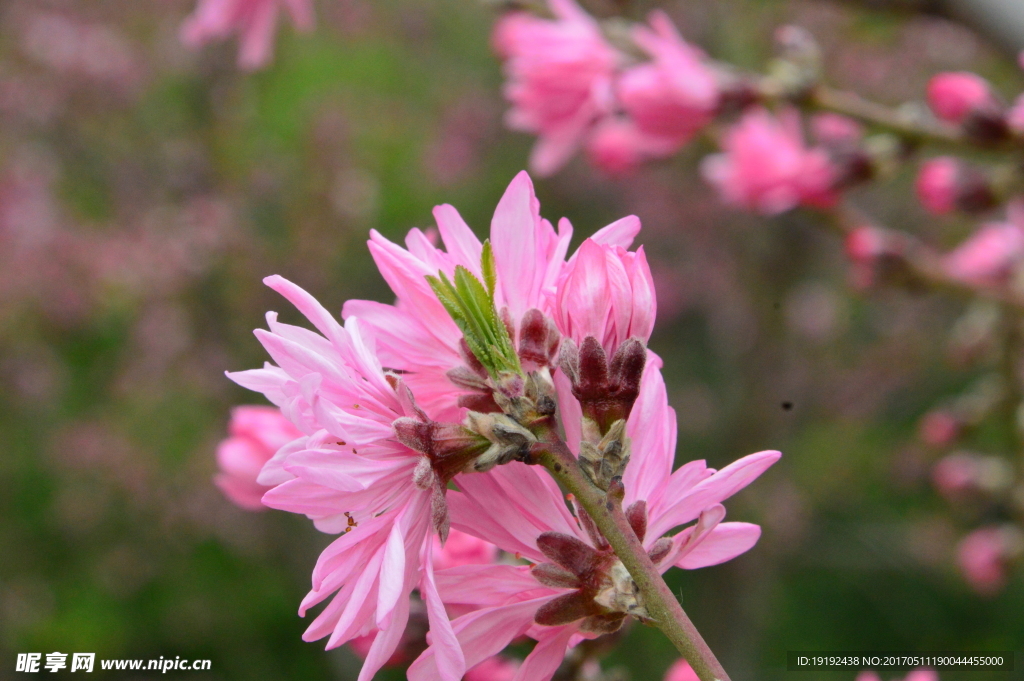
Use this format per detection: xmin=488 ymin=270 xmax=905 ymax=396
xmin=561 ymin=336 xmax=647 ymax=434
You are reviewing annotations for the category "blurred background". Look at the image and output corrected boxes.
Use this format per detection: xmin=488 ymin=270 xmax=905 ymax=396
xmin=0 ymin=0 xmax=1022 ymax=679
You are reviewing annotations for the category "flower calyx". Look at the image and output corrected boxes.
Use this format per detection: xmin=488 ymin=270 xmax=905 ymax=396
xmin=531 ymin=527 xmax=649 ymax=635
xmin=560 ymin=336 xmax=646 ymax=435
xmin=578 ymin=419 xmax=630 ymax=492
xmin=391 ymin=376 xmax=489 ymax=542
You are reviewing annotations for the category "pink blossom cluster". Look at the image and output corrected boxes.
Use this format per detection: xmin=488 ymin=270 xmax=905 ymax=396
xmin=223 ymin=172 xmax=779 ymax=680
xmin=494 ymin=1 xmax=719 ymax=177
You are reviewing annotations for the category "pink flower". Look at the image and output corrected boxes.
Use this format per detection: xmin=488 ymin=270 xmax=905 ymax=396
xmin=957 ymin=527 xmax=1022 ymax=596
xmin=493 ymin=0 xmax=620 ymax=175
xmin=180 ymin=0 xmax=314 ymax=70
xmin=342 ymin=171 xmax=642 ymax=417
xmin=214 ymin=405 xmax=302 ymax=510
xmin=408 ymin=361 xmax=779 ymax=681
xmin=916 ymin=158 xmax=958 ymax=215
xmin=926 ymin=72 xmax=995 ymax=124
xmin=617 ymin=12 xmax=718 ymax=150
xmin=664 ymin=659 xmax=700 ymax=681
xmin=943 ymin=210 xmax=1024 ymax=286
xmin=701 ymin=108 xmax=836 ymax=215
xmin=227 ymin=278 xmax=466 ymax=681
xmin=555 ymin=238 xmax=656 ymax=355
xmin=584 ymin=118 xmax=666 ymax=176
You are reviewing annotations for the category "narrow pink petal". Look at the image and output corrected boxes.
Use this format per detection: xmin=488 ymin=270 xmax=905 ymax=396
xmin=492 ymin=171 xmax=542 ymax=319
xmin=654 ymin=450 xmax=780 ymax=533
xmin=408 ymin=598 xmax=549 ymax=681
xmin=676 ymin=522 xmax=761 ymax=569
xmin=434 ymin=204 xmax=483 ymax=271
xmin=264 ymin=275 xmax=347 ymax=349
xmin=590 ymin=215 xmax=641 ymax=249
xmin=356 ymin=595 xmax=410 ymax=681
xmin=623 ymin=363 xmax=674 ymax=508
xmin=512 ymin=626 xmax=576 ymax=681
xmin=376 ymin=522 xmax=407 ymax=623
xmin=421 ymin=546 xmax=467 ymax=681
xmin=434 ymin=564 xmax=546 ymax=606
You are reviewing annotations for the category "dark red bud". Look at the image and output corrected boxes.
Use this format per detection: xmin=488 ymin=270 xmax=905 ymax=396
xmin=647 ymin=537 xmax=673 ymax=565
xmin=531 ymin=563 xmax=582 ymax=589
xmin=534 ymin=591 xmax=598 ymax=627
xmin=536 ymin=532 xmax=599 ymax=573
xmin=625 ymin=500 xmax=647 ymax=543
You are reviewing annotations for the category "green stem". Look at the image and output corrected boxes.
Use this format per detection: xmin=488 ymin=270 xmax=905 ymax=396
xmin=809 ymin=85 xmax=965 ymax=145
xmin=532 ymin=439 xmax=731 ymax=681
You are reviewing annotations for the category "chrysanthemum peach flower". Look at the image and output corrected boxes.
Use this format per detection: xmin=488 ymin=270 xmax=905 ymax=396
xmin=180 ymin=0 xmax=314 ymax=70
xmin=618 ymin=12 xmax=718 ymax=151
xmin=342 ymin=171 xmax=641 ymax=419
xmin=214 ymin=405 xmax=302 ymax=510
xmin=408 ymin=362 xmax=779 ymax=681
xmin=493 ymin=0 xmax=620 ymax=175
xmin=702 ymin=108 xmax=836 ymax=215
xmin=227 ymin=278 xmax=465 ymax=681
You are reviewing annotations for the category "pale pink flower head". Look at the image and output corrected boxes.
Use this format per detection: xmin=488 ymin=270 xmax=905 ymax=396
xmin=618 ymin=12 xmax=718 ymax=149
xmin=926 ymin=72 xmax=995 ymax=124
xmin=180 ymin=0 xmax=314 ymax=70
xmin=933 ymin=452 xmax=1013 ymax=500
xmin=215 ymin=405 xmax=303 ymax=510
xmin=664 ymin=659 xmax=700 ymax=681
xmin=409 ymin=362 xmax=779 ymax=681
xmin=957 ymin=526 xmax=1023 ymax=596
xmin=493 ymin=0 xmax=620 ymax=175
xmin=701 ymin=108 xmax=836 ymax=215
xmin=943 ymin=212 xmax=1024 ymax=287
xmin=555 ymin=238 xmax=656 ymax=355
xmin=228 ymin=277 xmax=469 ymax=681
xmin=585 ymin=118 xmax=657 ymax=176
xmin=916 ymin=157 xmax=959 ymax=215
xmin=343 ymin=171 xmax=642 ymax=417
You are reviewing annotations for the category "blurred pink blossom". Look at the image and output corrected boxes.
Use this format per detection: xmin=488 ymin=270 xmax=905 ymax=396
xmin=810 ymin=113 xmax=864 ymax=145
xmin=916 ymin=157 xmax=958 ymax=215
xmin=943 ymin=208 xmax=1024 ymax=286
xmin=926 ymin=72 xmax=995 ymax=123
xmin=918 ymin=410 xmax=960 ymax=447
xmin=957 ymin=526 xmax=1022 ymax=595
xmin=701 ymin=108 xmax=836 ymax=215
xmin=584 ymin=118 xmax=671 ymax=176
xmin=618 ymin=12 xmax=718 ymax=150
xmin=493 ymin=0 xmax=619 ymax=175
xmin=664 ymin=659 xmax=700 ymax=681
xmin=181 ymin=0 xmax=315 ymax=69
xmin=1008 ymin=94 xmax=1024 ymax=134
xmin=215 ymin=406 xmax=302 ymax=510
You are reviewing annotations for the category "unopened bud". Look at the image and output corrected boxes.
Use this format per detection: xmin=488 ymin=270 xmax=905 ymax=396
xmin=518 ymin=308 xmax=561 ymax=369
xmin=562 ymin=335 xmax=647 ymax=435
xmin=579 ymin=420 xmax=631 ymax=491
